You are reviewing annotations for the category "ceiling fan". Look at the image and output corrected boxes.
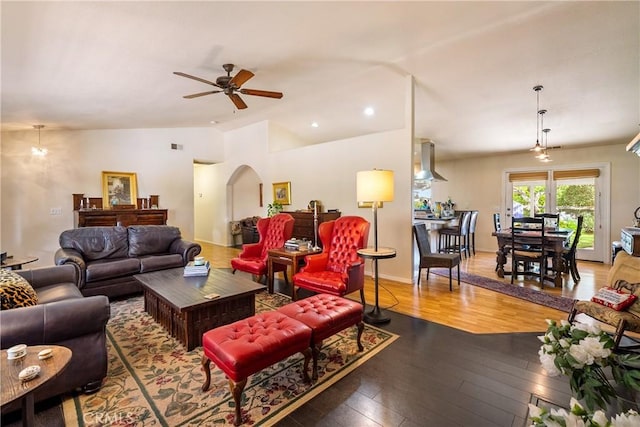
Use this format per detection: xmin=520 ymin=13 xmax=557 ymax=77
xmin=173 ymin=64 xmax=283 ymax=110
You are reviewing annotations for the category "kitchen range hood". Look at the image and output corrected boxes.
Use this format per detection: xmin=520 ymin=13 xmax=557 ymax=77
xmin=415 ymin=141 xmax=447 ymax=181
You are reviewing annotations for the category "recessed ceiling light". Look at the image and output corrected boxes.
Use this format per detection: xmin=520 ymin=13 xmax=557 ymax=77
xmin=210 ymin=120 xmax=217 ymax=124
xmin=311 ymin=122 xmax=319 ymax=128
xmin=363 ymin=107 xmax=375 ymax=116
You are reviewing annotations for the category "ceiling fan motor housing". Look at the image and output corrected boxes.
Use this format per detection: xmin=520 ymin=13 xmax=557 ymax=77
xmin=216 ymin=76 xmax=232 ymax=87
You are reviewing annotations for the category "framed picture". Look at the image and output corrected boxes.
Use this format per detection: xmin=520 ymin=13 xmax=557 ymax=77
xmin=358 ymin=201 xmax=384 ymax=208
xmin=272 ymin=181 xmax=291 ymax=205
xmin=102 ymin=171 xmax=138 ymax=208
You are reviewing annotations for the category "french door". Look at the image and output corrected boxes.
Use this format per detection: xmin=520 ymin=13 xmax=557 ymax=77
xmin=504 ymin=167 xmax=609 ymax=263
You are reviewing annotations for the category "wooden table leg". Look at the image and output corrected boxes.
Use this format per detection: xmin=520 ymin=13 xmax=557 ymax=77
xmin=22 ymin=392 xmax=35 ymax=427
xmin=267 ymin=257 xmax=274 ymax=294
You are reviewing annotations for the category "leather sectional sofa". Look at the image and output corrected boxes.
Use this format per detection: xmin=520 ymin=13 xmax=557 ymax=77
xmin=54 ymin=225 xmax=201 ymax=298
xmin=0 ymin=264 xmax=110 ymax=413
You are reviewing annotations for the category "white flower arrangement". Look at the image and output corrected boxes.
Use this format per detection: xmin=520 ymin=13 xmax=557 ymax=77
xmin=531 ymin=319 xmax=640 ymax=425
xmin=529 ymin=397 xmax=640 ymax=426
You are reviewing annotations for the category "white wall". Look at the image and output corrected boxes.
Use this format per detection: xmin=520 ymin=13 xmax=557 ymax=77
xmin=209 ymin=121 xmax=413 ymax=283
xmin=1 ymin=127 xmax=223 ymax=267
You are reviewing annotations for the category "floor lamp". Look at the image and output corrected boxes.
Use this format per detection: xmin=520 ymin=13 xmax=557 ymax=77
xmin=356 ymin=169 xmax=395 ymax=324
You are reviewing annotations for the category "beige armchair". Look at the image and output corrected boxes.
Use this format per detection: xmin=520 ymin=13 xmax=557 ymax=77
xmin=568 ymin=251 xmax=640 ymax=350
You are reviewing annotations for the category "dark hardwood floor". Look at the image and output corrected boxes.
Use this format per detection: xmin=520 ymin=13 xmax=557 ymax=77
xmin=271 ymin=279 xmax=571 ymax=427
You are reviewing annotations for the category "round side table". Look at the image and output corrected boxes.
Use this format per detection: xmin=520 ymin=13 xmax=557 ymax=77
xmin=357 ymin=247 xmax=396 ymax=325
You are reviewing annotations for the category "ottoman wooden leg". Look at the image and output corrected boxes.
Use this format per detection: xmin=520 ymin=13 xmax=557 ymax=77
xmin=201 ymin=355 xmax=211 ymax=392
xmin=310 ymin=343 xmax=322 ymax=381
xmin=302 ymin=347 xmax=312 ymax=383
xmin=229 ymin=377 xmax=248 ymax=426
xmin=356 ymin=321 xmax=364 ymax=352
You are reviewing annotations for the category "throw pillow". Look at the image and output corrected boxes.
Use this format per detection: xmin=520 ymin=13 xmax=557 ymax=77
xmin=0 ymin=269 xmax=38 ymax=310
xmin=591 ymin=286 xmax=637 ymax=311
xmin=611 ymin=279 xmax=640 ymax=318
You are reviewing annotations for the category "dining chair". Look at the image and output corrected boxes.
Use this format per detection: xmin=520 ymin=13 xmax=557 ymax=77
xmin=548 ymin=215 xmax=583 ymax=283
xmin=511 ymin=216 xmax=547 ymax=286
xmin=413 ymin=223 xmax=460 ymax=291
xmin=493 ymin=213 xmax=501 ymax=232
xmin=467 ymin=210 xmax=479 ymax=256
xmin=535 ymin=212 xmax=560 ymax=229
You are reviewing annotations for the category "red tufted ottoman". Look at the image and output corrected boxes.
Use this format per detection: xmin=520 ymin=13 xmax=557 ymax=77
xmin=201 ymin=311 xmax=312 ymax=426
xmin=277 ymin=293 xmax=364 ymax=380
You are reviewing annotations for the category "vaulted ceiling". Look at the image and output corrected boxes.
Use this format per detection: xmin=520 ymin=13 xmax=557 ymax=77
xmin=2 ymin=1 xmax=638 ymax=159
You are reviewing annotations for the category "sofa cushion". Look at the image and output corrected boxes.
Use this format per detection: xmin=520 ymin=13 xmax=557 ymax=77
xmin=59 ymin=226 xmax=129 ymax=261
xmin=0 ymin=269 xmax=38 ymax=310
xmin=86 ymin=258 xmax=141 ymax=283
xmin=128 ymin=225 xmax=181 ymax=257
xmin=139 ymin=254 xmax=184 ymax=273
xmin=36 ymin=282 xmax=83 ymax=304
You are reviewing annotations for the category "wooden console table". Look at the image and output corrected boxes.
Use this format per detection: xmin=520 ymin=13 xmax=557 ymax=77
xmin=75 ymin=209 xmax=168 ymax=227
xmin=283 ymin=211 xmax=341 ymax=247
xmin=72 ymin=193 xmax=166 ymax=227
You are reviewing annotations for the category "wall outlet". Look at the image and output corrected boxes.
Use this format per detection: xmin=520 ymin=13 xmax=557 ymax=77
xmin=49 ymin=207 xmax=62 ymax=215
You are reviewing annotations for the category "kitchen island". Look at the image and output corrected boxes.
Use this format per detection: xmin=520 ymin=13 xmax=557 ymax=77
xmin=413 ymin=214 xmax=458 ymax=252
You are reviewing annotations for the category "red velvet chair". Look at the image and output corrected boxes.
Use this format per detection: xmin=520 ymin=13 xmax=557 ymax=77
xmin=292 ymin=216 xmax=370 ymax=305
xmin=231 ymin=213 xmax=294 ymax=283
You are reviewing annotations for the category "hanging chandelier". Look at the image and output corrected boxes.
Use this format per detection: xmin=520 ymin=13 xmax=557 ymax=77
xmin=31 ymin=125 xmax=48 ymax=156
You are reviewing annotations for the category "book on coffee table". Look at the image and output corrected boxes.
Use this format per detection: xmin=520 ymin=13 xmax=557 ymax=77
xmin=184 ymin=260 xmax=210 ymax=277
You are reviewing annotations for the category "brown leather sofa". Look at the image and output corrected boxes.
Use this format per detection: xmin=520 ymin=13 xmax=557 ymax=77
xmin=0 ymin=265 xmax=110 ymax=413
xmin=54 ymin=225 xmax=201 ymax=298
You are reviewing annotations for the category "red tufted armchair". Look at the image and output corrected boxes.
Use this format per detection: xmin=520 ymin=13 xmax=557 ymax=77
xmin=231 ymin=213 xmax=295 ymax=283
xmin=292 ymin=216 xmax=370 ymax=305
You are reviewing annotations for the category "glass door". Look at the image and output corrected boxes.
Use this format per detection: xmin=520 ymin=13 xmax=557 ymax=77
xmin=554 ymin=177 xmax=600 ymax=262
xmin=505 ymin=168 xmax=606 ymax=263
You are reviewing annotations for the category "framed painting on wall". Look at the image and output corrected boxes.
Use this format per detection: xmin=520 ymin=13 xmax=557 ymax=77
xmin=102 ymin=171 xmax=138 ymax=208
xmin=272 ymin=181 xmax=291 ymax=205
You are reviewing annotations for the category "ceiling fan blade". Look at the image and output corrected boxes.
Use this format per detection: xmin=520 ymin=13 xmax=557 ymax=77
xmin=240 ymin=88 xmax=283 ymax=99
xmin=229 ymin=93 xmax=248 ymax=110
xmin=229 ymin=69 xmax=254 ymax=88
xmin=183 ymin=90 xmax=222 ymax=99
xmin=173 ymin=72 xmax=222 ymax=88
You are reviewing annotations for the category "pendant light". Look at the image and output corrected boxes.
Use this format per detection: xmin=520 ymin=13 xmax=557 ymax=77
xmin=31 ymin=125 xmax=48 ymax=156
xmin=535 ymin=109 xmax=547 ymax=159
xmin=540 ymin=128 xmax=552 ymax=162
xmin=530 ymin=85 xmax=544 ymax=153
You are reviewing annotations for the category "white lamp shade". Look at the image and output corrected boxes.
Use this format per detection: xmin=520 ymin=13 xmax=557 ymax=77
xmin=357 ymin=170 xmax=394 ymax=202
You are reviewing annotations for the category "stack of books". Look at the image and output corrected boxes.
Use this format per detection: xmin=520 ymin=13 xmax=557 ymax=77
xmin=284 ymin=238 xmax=311 ymax=251
xmin=183 ymin=260 xmax=210 ymax=277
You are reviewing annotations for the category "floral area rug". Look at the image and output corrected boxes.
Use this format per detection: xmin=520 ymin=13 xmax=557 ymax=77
xmin=431 ymin=268 xmax=576 ymax=312
xmin=62 ymin=292 xmax=398 ymax=426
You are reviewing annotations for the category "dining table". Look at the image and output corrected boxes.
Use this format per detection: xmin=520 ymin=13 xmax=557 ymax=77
xmin=492 ymin=228 xmax=572 ymax=287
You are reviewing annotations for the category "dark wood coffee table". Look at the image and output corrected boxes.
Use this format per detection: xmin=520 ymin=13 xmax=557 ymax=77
xmin=134 ymin=268 xmax=265 ymax=351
